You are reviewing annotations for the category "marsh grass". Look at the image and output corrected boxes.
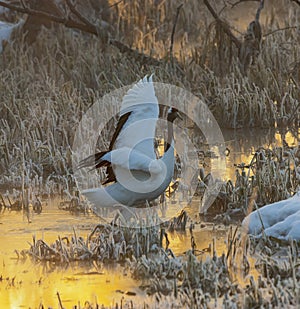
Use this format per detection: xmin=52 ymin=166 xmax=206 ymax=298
xmin=1 ymin=3 xmax=300 ymax=306
xmin=198 ymin=143 xmax=300 ymax=222
xmin=21 ymin=222 xmax=300 ymax=308
xmin=0 ymin=1 xmax=299 ymax=193
xmin=0 ymin=2 xmax=299 ymax=194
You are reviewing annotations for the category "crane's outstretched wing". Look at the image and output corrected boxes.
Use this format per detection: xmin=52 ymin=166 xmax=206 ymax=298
xmin=114 ymin=74 xmax=159 ymax=158
xmin=79 ymin=75 xmax=159 ymax=184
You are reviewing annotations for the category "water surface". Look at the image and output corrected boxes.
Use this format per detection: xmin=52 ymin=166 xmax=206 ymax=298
xmin=1 ymin=127 xmax=297 ymax=308
xmin=0 ymin=199 xmax=231 ymax=308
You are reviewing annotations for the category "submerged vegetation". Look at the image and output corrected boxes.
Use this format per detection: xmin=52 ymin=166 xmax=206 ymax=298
xmin=0 ymin=0 xmax=300 ymax=308
xmin=14 ymin=220 xmax=300 ymax=308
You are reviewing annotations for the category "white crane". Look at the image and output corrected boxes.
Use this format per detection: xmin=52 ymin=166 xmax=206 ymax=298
xmin=79 ymin=75 xmax=181 ymax=214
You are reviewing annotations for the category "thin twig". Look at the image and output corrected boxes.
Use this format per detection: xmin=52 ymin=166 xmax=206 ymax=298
xmin=226 ymin=225 xmax=238 ymax=260
xmin=107 ymin=0 xmax=123 ymax=10
xmin=218 ymin=3 xmax=227 ymax=16
xmin=229 ymin=0 xmax=260 ymax=9
xmin=288 ymin=101 xmax=300 ymax=124
xmin=65 ymin=0 xmax=95 ymax=30
xmin=19 ymin=0 xmax=27 ymax=9
xmin=57 ymin=292 xmax=64 ymax=309
xmin=264 ymin=26 xmax=298 ymax=37
xmin=291 ymin=0 xmax=300 ymax=6
xmin=170 ymin=3 xmax=183 ymax=62
xmin=0 ymin=193 xmax=6 ymax=208
xmin=6 ymin=195 xmax=13 ymax=208
xmin=254 ymin=201 xmax=265 ymax=233
xmin=204 ymin=0 xmax=219 ymax=20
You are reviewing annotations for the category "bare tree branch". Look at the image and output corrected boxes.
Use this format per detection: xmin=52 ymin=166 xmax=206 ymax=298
xmin=255 ymin=0 xmax=264 ymax=23
xmin=0 ymin=0 xmax=96 ymax=34
xmin=65 ymin=0 xmax=95 ymax=30
xmin=0 ymin=0 xmax=163 ymax=66
xmin=203 ymin=0 xmax=241 ymax=49
xmin=203 ymin=0 xmax=219 ymax=20
xmin=264 ymin=26 xmax=298 ymax=37
xmin=230 ymin=0 xmax=299 ymax=8
xmin=291 ymin=0 xmax=300 ymax=6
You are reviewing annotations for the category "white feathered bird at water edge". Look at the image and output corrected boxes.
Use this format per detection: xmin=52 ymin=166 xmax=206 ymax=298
xmin=242 ymin=192 xmax=300 ymax=241
xmin=78 ymin=75 xmax=181 ymax=218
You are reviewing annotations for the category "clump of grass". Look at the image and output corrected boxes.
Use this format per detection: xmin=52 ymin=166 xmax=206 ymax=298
xmin=19 ymin=220 xmax=163 ymax=264
xmin=198 ymin=143 xmax=300 ymax=221
xmin=19 ymin=217 xmax=300 ymax=308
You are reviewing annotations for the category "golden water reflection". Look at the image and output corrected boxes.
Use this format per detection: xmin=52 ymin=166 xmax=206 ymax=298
xmin=168 ymin=225 xmax=258 ymax=286
xmin=1 ymin=128 xmax=298 ymax=307
xmin=220 ymin=128 xmax=299 ymax=180
xmin=0 ymin=202 xmax=143 ymax=308
xmin=0 ymin=199 xmax=257 ymax=308
xmin=0 ymin=202 xmax=258 ymax=308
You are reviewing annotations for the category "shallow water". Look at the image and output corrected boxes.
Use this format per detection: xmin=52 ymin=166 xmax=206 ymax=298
xmin=214 ymin=127 xmax=299 ymax=180
xmin=0 ymin=199 xmax=235 ymax=308
xmin=1 ymin=127 xmax=297 ymax=308
xmin=0 ymin=201 xmax=141 ymax=308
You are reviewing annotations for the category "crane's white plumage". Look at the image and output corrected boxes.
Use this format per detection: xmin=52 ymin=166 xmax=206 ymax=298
xmin=100 ymin=147 xmax=163 ymax=174
xmin=80 ymin=75 xmax=179 ymax=211
xmin=120 ymin=74 xmax=158 ymax=116
xmin=82 ymin=144 xmax=174 ymax=207
xmin=115 ymin=75 xmax=159 ymax=159
xmin=242 ymin=192 xmax=300 ymax=240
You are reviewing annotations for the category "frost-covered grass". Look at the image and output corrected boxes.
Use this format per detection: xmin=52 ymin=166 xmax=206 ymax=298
xmin=0 ymin=1 xmax=299 ymax=194
xmin=1 ymin=2 xmax=300 ymax=308
xmin=21 ymin=222 xmax=300 ymax=308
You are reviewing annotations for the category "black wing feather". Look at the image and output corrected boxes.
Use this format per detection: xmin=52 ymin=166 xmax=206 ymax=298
xmin=78 ymin=112 xmax=132 ymax=185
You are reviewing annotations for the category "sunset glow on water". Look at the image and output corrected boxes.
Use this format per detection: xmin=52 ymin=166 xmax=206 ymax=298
xmin=1 ymin=127 xmax=295 ymax=307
